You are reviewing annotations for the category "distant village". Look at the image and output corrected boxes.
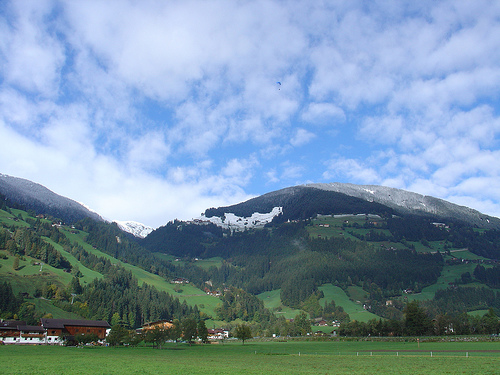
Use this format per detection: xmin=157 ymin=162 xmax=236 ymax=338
xmin=0 ymin=318 xmax=229 ymax=345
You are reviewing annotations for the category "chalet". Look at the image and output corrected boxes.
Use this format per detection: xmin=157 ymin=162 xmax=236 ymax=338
xmin=41 ymin=318 xmax=110 ymax=345
xmin=171 ymin=277 xmax=189 ymax=284
xmin=1 ymin=321 xmax=47 ymax=345
xmin=207 ymin=328 xmax=229 ymax=340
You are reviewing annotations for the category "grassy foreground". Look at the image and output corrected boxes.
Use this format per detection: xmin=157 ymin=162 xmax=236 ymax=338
xmin=1 ymin=340 xmax=499 ymax=374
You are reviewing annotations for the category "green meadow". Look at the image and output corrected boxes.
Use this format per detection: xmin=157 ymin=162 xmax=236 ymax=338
xmin=258 ymin=284 xmax=381 ymax=324
xmin=1 ymin=340 xmax=498 ymax=375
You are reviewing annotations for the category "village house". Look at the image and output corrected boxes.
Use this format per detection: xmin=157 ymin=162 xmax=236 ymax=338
xmin=207 ymin=328 xmax=229 ymax=340
xmin=41 ymin=318 xmax=110 ymax=345
xmin=1 ymin=319 xmax=110 ymax=345
xmin=171 ymin=277 xmax=189 ymax=284
xmin=0 ymin=321 xmax=45 ymax=345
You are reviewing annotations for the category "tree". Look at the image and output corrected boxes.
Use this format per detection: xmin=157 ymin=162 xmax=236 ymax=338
xmin=144 ymin=327 xmax=168 ymax=349
xmin=106 ymin=324 xmax=130 ymax=346
xmin=69 ymin=276 xmax=82 ymax=294
xmin=404 ymin=301 xmax=432 ymax=336
xmin=234 ymin=324 xmax=252 ymax=345
xmin=74 ymin=332 xmax=99 ymax=346
xmin=197 ymin=320 xmax=209 ymax=344
xmin=17 ymin=302 xmax=40 ymax=325
xmin=182 ymin=317 xmax=198 ymax=345
xmin=168 ymin=318 xmax=182 ymax=343
xmin=294 ymin=311 xmax=311 ymax=335
xmin=12 ymin=256 xmax=19 ymax=271
xmin=111 ymin=312 xmax=122 ymax=327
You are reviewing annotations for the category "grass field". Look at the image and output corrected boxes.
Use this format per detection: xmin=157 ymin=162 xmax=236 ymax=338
xmin=318 ymin=284 xmax=380 ymax=322
xmin=258 ymin=285 xmax=382 ymax=327
xmin=408 ymin=263 xmax=482 ymax=302
xmin=258 ymin=289 xmax=303 ymax=319
xmin=1 ymin=340 xmax=498 ymax=374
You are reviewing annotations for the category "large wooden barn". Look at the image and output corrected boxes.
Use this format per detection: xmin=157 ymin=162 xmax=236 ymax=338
xmin=41 ymin=318 xmax=110 ymax=344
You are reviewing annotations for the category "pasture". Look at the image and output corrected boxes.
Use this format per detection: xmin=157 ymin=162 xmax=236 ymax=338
xmin=1 ymin=339 xmax=498 ymax=374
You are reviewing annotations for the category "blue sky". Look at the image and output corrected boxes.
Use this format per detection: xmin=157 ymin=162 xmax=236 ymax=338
xmin=1 ymin=0 xmax=500 ymax=228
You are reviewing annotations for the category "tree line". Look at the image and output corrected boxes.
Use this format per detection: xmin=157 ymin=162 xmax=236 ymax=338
xmin=339 ymin=301 xmax=500 ymax=337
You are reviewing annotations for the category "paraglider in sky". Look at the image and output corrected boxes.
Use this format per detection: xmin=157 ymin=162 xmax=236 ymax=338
xmin=276 ymin=81 xmax=281 ymax=90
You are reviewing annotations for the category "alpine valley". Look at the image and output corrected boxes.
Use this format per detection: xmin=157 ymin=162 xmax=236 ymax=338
xmin=1 ymin=173 xmax=499 ymax=337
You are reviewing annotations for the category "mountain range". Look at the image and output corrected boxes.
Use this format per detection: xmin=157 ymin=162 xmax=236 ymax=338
xmin=1 ymin=172 xmax=499 ymax=333
xmin=202 ymin=183 xmax=500 ymax=231
xmin=1 ymin=173 xmax=499 ymax=236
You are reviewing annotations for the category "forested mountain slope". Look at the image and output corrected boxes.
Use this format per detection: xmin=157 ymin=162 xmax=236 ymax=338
xmin=1 ymin=176 xmax=499 ymax=337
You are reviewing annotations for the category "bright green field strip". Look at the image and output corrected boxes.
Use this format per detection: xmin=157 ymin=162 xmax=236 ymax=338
xmin=30 ymin=297 xmax=83 ymax=319
xmin=0 ymin=251 xmax=74 ymax=295
xmin=1 ymin=341 xmax=498 ymax=375
xmin=409 ymin=263 xmax=481 ymax=301
xmin=0 ymin=209 xmax=30 ymax=227
xmin=444 ymin=249 xmax=487 ymax=260
xmin=153 ymin=254 xmax=223 ymax=270
xmin=62 ymin=228 xmax=174 ymax=289
xmin=319 ymin=284 xmax=380 ymax=322
xmin=258 ymin=289 xmax=302 ymax=319
xmin=42 ymin=237 xmax=103 ymax=285
xmin=194 ymin=257 xmax=223 ymax=270
xmin=346 ymin=286 xmax=369 ymax=304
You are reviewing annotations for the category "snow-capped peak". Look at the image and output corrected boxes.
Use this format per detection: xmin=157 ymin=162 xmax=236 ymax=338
xmin=193 ymin=207 xmax=282 ymax=231
xmin=114 ymin=220 xmax=154 ymax=238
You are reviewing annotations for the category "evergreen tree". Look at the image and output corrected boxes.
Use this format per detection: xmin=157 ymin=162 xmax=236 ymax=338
xmin=182 ymin=318 xmax=198 ymax=345
xmin=197 ymin=320 xmax=209 ymax=344
xmin=404 ymin=301 xmax=432 ymax=336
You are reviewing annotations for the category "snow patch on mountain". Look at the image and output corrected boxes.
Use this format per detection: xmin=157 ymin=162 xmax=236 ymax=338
xmin=195 ymin=207 xmax=282 ymax=231
xmin=114 ymin=220 xmax=154 ymax=238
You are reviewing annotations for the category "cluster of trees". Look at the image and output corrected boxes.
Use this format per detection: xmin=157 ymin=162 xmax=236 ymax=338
xmin=75 ymin=268 xmax=197 ymax=328
xmin=142 ymin=220 xmax=224 ymax=258
xmin=0 ymin=281 xmax=22 ymax=318
xmin=473 ymin=265 xmax=500 ymax=288
xmin=430 ymin=286 xmax=500 ymax=315
xmin=449 ymin=227 xmax=500 ymax=259
xmin=106 ymin=317 xmax=209 ymax=347
xmin=298 ymin=292 xmax=350 ymax=323
xmin=0 ymin=281 xmax=53 ymax=325
xmin=339 ymin=301 xmax=500 ymax=337
xmin=215 ymin=287 xmax=272 ymax=322
xmin=0 ymin=225 xmax=71 ymax=270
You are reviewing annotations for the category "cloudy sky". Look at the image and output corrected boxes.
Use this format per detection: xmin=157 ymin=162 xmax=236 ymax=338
xmin=1 ymin=0 xmax=500 ymax=228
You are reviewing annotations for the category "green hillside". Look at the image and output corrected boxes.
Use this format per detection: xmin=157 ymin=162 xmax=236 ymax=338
xmin=0 ymin=207 xmax=220 ymax=322
xmin=1 ymin=195 xmax=499 ymax=336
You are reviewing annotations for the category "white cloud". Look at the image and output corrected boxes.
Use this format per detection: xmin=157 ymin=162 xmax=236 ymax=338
xmin=1 ymin=0 xmax=500 ymax=226
xmin=290 ymin=128 xmax=315 ymax=147
xmin=323 ymin=158 xmax=380 ymax=185
xmin=301 ymin=102 xmax=345 ymax=124
xmin=0 ymin=0 xmax=65 ymax=97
